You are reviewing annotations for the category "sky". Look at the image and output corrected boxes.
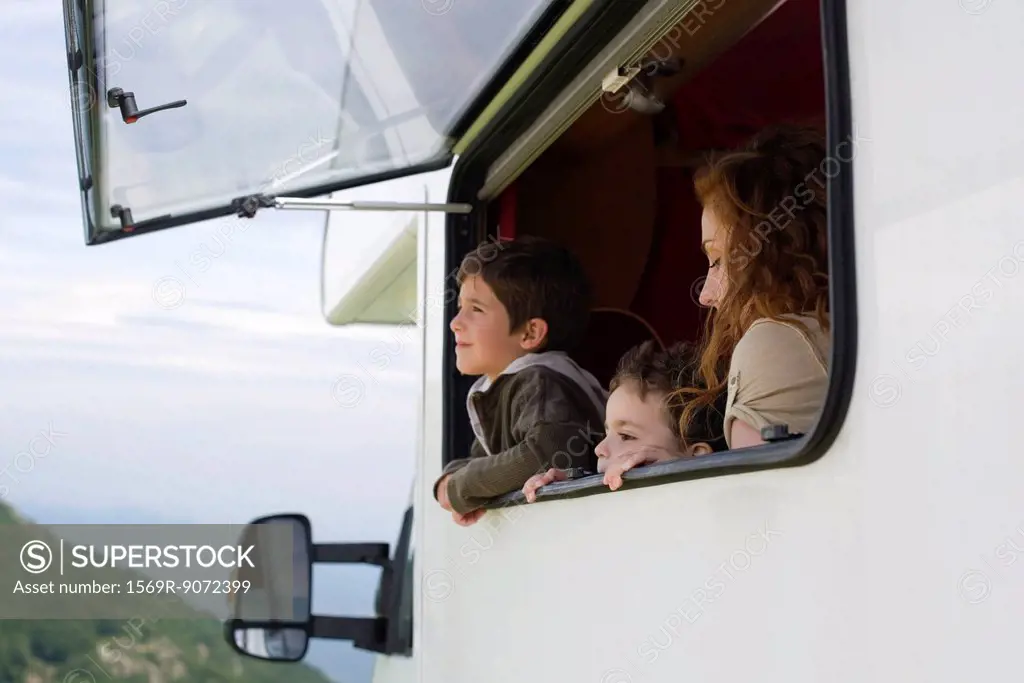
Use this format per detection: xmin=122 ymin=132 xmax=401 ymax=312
xmin=0 ymin=3 xmax=421 ymax=682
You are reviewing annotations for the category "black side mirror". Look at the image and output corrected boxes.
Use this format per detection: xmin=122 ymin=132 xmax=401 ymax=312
xmin=224 ymin=513 xmax=313 ymax=662
xmin=223 ymin=512 xmax=392 ymax=662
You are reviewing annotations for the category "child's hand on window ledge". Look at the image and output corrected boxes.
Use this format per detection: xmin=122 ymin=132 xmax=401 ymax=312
xmin=452 ymin=509 xmax=485 ymax=526
xmin=602 ymin=445 xmax=679 ymax=491
xmin=436 ymin=475 xmax=453 ymax=511
xmin=522 ymin=467 xmax=569 ymax=503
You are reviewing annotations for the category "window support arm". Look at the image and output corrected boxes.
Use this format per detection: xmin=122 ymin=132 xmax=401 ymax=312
xmin=231 ymin=193 xmax=473 ymax=218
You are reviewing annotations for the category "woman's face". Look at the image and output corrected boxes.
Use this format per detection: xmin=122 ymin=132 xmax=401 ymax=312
xmin=699 ymin=205 xmax=728 ymax=309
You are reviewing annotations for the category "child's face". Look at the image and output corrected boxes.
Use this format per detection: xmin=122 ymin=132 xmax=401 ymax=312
xmin=450 ymin=275 xmax=541 ymax=380
xmin=596 ymin=383 xmax=711 ymax=471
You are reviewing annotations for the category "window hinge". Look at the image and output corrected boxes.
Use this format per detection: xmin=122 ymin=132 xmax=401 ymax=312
xmin=110 ymin=204 xmax=134 ymax=232
xmin=231 ymin=194 xmax=278 ymax=219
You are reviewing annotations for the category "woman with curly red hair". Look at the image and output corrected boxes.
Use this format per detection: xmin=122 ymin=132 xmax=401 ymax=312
xmin=596 ymin=124 xmax=832 ymax=486
xmin=683 ymin=123 xmax=830 ymax=449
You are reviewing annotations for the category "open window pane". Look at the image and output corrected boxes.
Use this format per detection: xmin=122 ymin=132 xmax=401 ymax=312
xmin=71 ymin=0 xmax=561 ymax=239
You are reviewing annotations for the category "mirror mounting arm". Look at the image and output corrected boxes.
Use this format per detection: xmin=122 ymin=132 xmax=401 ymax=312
xmin=311 ymin=616 xmax=389 ymax=654
xmin=312 ymin=542 xmax=391 ymax=568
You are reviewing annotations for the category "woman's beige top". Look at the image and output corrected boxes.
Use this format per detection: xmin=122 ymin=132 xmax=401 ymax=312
xmin=723 ymin=314 xmax=830 ymax=447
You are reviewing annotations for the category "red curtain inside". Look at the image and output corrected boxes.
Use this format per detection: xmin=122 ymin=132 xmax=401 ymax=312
xmin=630 ymin=0 xmax=825 ymax=345
xmin=495 ymin=0 xmax=825 ymax=363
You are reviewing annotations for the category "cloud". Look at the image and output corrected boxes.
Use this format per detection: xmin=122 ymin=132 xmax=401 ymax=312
xmin=0 ymin=2 xmax=62 ymax=28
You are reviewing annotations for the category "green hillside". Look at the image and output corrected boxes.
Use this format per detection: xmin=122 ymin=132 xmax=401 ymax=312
xmin=0 ymin=503 xmax=336 ymax=683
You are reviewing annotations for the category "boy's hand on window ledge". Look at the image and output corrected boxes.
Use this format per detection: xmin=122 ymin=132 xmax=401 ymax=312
xmin=437 ymin=475 xmax=453 ymax=511
xmin=522 ymin=467 xmax=569 ymax=503
xmin=452 ymin=509 xmax=485 ymax=526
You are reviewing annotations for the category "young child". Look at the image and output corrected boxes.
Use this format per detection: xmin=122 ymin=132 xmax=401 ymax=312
xmin=434 ymin=236 xmax=608 ymax=525
xmin=523 ymin=340 xmax=728 ymax=501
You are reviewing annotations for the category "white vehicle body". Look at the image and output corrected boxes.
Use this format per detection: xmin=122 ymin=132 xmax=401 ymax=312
xmin=61 ymin=0 xmax=1024 ymax=681
xmin=357 ymin=3 xmax=1024 ymax=682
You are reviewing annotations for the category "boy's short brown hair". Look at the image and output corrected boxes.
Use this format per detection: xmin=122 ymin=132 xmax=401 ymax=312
xmin=610 ymin=340 xmax=728 ymax=452
xmin=456 ymin=235 xmax=592 ymax=352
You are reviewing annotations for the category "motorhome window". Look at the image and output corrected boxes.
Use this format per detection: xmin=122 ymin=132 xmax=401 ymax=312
xmin=441 ymin=0 xmax=855 ymax=501
xmin=86 ymin=0 xmax=566 ymax=228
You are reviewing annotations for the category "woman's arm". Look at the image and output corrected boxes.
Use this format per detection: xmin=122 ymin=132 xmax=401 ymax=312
xmin=724 ymin=318 xmax=830 ymax=449
xmin=728 ymin=418 xmax=766 ymax=449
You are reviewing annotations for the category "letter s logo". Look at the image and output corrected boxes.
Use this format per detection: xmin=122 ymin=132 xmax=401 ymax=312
xmin=20 ymin=541 xmax=52 ymax=574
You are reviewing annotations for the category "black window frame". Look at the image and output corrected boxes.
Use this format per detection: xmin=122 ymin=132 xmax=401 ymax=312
xmin=440 ymin=0 xmax=857 ymax=504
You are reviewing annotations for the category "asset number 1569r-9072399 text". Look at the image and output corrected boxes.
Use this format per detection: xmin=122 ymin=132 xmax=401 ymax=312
xmin=127 ymin=579 xmax=251 ymax=594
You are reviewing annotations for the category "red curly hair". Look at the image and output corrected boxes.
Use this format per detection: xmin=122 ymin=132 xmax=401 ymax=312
xmin=675 ymin=124 xmax=831 ymax=443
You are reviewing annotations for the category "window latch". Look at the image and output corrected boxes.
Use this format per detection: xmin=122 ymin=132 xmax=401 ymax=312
xmin=107 ymin=87 xmax=187 ymax=124
xmin=761 ymin=424 xmax=804 ymax=442
xmin=601 ymin=58 xmax=683 ymax=115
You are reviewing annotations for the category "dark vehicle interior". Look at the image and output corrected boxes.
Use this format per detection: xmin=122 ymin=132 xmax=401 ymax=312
xmin=488 ymin=0 xmax=825 ymax=388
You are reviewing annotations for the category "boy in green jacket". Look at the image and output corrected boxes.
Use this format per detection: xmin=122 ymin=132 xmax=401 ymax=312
xmin=434 ymin=236 xmax=607 ymax=525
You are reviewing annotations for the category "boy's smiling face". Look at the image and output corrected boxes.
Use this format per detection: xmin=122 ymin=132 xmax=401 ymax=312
xmin=450 ymin=275 xmax=544 ymax=381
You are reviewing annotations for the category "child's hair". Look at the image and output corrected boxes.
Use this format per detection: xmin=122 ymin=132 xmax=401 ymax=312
xmin=456 ymin=235 xmax=592 ymax=352
xmin=678 ymin=123 xmax=830 ymax=436
xmin=610 ymin=340 xmax=728 ymax=452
